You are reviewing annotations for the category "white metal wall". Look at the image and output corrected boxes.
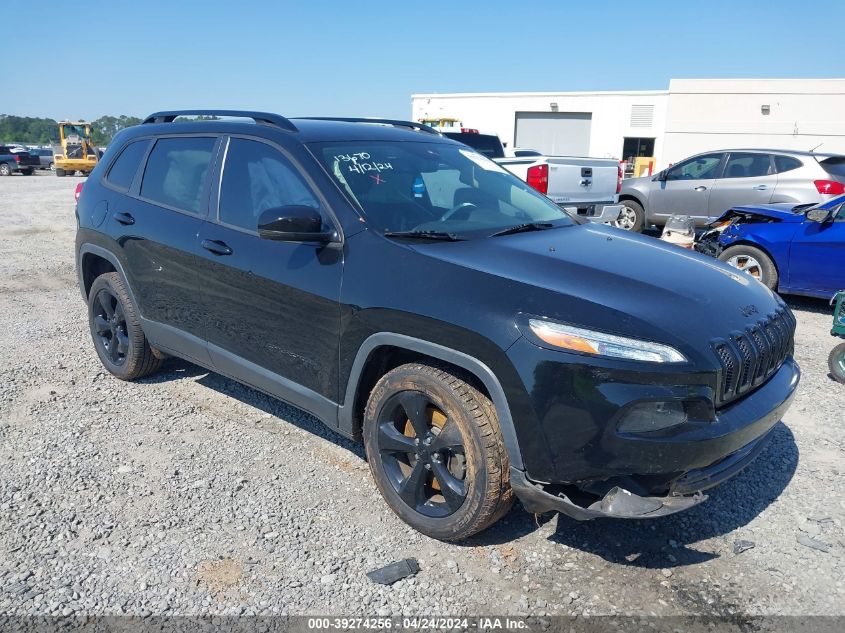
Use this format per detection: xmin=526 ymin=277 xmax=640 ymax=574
xmin=411 ymin=79 xmax=845 ymax=169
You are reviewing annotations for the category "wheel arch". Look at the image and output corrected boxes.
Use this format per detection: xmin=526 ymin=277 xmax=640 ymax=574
xmin=618 ymin=192 xmax=646 ymax=208
xmin=77 ymin=244 xmax=137 ymax=307
xmin=339 ymin=333 xmax=524 ymax=471
xmin=720 ymin=239 xmax=781 ymax=277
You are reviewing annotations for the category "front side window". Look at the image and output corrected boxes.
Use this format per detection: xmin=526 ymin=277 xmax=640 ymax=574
xmin=311 ymin=141 xmax=571 ymax=236
xmin=665 ymin=153 xmax=723 ymax=181
xmin=140 ymin=137 xmax=216 ymax=214
xmin=723 ymin=153 xmax=772 ymax=179
xmin=219 ymin=138 xmax=319 ymax=230
xmin=106 ymin=140 xmax=149 ymax=191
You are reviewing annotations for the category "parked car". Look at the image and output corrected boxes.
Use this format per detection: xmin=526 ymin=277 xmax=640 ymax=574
xmin=696 ymin=194 xmax=845 ymax=299
xmin=76 ymin=110 xmax=799 ymax=540
xmin=619 ymin=149 xmax=845 ymax=232
xmin=440 ymin=128 xmax=506 ymax=159
xmin=498 ymin=154 xmax=623 ymax=224
xmin=507 ymin=147 xmax=543 ymax=158
xmin=0 ymin=145 xmax=39 ymax=175
xmin=26 ymin=148 xmax=55 ymax=170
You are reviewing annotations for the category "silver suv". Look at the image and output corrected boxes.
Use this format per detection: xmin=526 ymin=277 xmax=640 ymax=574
xmin=618 ymin=149 xmax=845 ymax=231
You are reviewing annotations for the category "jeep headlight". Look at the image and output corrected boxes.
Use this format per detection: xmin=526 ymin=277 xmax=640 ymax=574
xmin=527 ymin=319 xmax=686 ymax=364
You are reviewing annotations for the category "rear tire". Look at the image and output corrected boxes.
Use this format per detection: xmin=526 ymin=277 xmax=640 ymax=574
xmin=829 ymin=342 xmax=845 ymax=384
xmin=615 ymin=199 xmax=644 ymax=232
xmin=363 ymin=362 xmax=513 ymax=541
xmin=56 ymin=168 xmax=66 ymax=177
xmin=719 ymin=245 xmax=778 ymax=290
xmin=88 ymin=272 xmax=162 ymax=381
xmin=0 ymin=163 xmax=11 ymax=176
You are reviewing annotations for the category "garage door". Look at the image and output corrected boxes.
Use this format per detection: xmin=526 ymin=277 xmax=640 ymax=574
xmin=514 ymin=112 xmax=592 ymax=156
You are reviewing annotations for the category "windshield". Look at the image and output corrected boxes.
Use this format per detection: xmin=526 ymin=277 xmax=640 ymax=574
xmin=311 ymin=141 xmax=571 ymax=237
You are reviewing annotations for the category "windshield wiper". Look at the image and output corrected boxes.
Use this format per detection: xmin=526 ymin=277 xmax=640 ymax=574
xmin=489 ymin=222 xmax=555 ymax=237
xmin=382 ymin=230 xmax=465 ymax=241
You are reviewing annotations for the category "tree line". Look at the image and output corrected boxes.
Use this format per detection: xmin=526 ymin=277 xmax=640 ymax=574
xmin=0 ymin=115 xmax=143 ymax=146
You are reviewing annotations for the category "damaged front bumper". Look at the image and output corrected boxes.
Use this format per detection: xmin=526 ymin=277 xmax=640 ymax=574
xmin=510 ymin=424 xmax=777 ymax=520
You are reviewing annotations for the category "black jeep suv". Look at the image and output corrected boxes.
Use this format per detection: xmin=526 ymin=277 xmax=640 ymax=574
xmin=75 ymin=110 xmax=800 ymax=540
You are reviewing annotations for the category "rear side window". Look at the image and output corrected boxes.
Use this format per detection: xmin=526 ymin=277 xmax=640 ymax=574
xmin=219 ymin=138 xmax=319 ymax=230
xmin=722 ymin=153 xmax=772 ymax=179
xmin=773 ymin=155 xmax=803 ymax=174
xmin=820 ymin=157 xmax=845 ymax=177
xmin=140 ymin=137 xmax=216 ymax=214
xmin=106 ymin=140 xmax=149 ymax=191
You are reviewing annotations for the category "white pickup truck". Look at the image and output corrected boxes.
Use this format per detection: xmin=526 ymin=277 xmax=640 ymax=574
xmin=437 ymin=128 xmax=623 ymax=224
xmin=496 ymin=155 xmax=624 ymax=224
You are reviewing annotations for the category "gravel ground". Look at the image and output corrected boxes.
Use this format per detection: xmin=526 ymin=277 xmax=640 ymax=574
xmin=0 ymin=173 xmax=843 ymax=618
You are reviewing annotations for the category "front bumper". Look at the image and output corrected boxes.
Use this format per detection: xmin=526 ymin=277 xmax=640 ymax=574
xmin=562 ymin=202 xmax=623 ymax=224
xmin=511 ymin=424 xmax=776 ymax=519
xmin=507 ymin=345 xmax=799 ymax=520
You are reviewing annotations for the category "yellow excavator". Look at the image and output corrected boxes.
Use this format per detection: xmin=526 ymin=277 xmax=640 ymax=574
xmin=54 ymin=121 xmax=98 ymax=177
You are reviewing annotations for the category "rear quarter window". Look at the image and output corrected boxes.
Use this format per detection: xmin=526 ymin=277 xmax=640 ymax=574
xmin=773 ymin=155 xmax=803 ymax=174
xmin=820 ymin=157 xmax=845 ymax=177
xmin=140 ymin=137 xmax=217 ymax=214
xmin=105 ymin=140 xmax=150 ymax=191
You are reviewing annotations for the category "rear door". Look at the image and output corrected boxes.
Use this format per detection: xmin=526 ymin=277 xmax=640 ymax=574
xmin=197 ymin=135 xmax=344 ymax=414
xmin=110 ymin=135 xmax=219 ymax=362
xmin=708 ymin=152 xmax=776 ymax=217
xmin=788 ymin=203 xmax=845 ymax=295
xmin=649 ymin=153 xmax=724 ymax=224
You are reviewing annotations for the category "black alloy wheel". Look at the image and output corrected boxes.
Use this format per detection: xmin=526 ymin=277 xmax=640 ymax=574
xmin=92 ymin=287 xmax=129 ymax=367
xmin=377 ymin=391 xmax=468 ymax=517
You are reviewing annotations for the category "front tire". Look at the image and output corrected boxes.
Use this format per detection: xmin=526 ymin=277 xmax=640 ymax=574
xmin=0 ymin=163 xmax=11 ymax=176
xmin=829 ymin=342 xmax=845 ymax=384
xmin=56 ymin=168 xmax=66 ymax=177
xmin=88 ymin=272 xmax=162 ymax=381
xmin=614 ymin=199 xmax=644 ymax=232
xmin=719 ymin=244 xmax=778 ymax=290
xmin=363 ymin=363 xmax=513 ymax=541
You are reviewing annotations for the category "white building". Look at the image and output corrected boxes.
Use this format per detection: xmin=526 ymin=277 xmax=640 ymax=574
xmin=411 ymin=79 xmax=845 ymax=170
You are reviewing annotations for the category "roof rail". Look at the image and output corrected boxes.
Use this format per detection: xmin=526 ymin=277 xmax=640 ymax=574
xmin=296 ymin=117 xmax=440 ymax=135
xmin=142 ymin=110 xmax=298 ymax=132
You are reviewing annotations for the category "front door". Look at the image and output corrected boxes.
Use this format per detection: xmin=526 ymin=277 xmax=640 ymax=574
xmin=196 ymin=136 xmax=344 ymax=417
xmin=708 ymin=152 xmax=776 ymax=218
xmin=649 ymin=152 xmax=724 ymax=225
xmin=788 ymin=204 xmax=845 ymax=295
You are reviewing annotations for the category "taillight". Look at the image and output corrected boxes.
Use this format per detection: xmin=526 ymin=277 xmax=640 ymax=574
xmin=14 ymin=155 xmax=20 ymax=163
xmin=74 ymin=182 xmax=84 ymax=202
xmin=617 ymin=161 xmax=623 ymax=194
xmin=526 ymin=164 xmax=549 ymax=195
xmin=814 ymin=180 xmax=845 ymax=195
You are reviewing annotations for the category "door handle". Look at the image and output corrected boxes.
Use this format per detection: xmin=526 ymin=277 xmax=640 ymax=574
xmin=753 ymin=184 xmax=769 ymax=191
xmin=113 ymin=211 xmax=135 ymax=225
xmin=201 ymin=239 xmax=233 ymax=256
xmin=693 ymin=186 xmax=707 ymax=192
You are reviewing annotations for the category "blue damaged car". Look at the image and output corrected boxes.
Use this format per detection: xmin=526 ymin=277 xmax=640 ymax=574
xmin=696 ymin=194 xmax=845 ymax=299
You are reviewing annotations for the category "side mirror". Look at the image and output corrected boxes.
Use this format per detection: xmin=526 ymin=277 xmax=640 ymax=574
xmin=806 ymin=208 xmax=834 ymax=223
xmin=257 ymin=206 xmax=336 ymax=243
xmin=653 ymin=170 xmax=667 ymax=182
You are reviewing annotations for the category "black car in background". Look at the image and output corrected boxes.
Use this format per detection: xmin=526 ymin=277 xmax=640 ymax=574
xmin=0 ymin=145 xmax=39 ymax=175
xmin=75 ymin=111 xmax=799 ymax=540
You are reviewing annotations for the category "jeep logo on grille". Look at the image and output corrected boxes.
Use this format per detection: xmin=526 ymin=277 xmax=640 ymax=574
xmin=740 ymin=304 xmax=759 ymax=317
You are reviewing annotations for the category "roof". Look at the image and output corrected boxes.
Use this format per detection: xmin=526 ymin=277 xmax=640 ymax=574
xmin=128 ymin=112 xmax=453 ymax=144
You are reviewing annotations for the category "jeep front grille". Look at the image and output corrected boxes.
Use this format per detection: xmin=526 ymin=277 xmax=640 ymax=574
xmin=712 ymin=308 xmax=795 ymax=405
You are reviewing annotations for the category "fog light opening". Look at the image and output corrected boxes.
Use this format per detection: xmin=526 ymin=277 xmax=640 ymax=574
xmin=618 ymin=401 xmax=688 ymax=434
